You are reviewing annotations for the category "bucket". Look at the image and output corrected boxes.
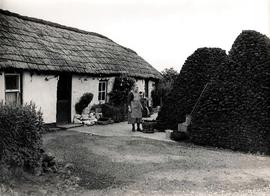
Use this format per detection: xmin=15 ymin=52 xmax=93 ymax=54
xmin=165 ymin=130 xmax=173 ymax=139
xmin=178 ymin=123 xmax=188 ymax=133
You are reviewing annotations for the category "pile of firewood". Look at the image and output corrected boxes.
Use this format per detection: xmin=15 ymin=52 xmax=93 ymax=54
xmin=190 ymin=30 xmax=270 ymax=153
xmin=157 ymin=47 xmax=227 ymax=130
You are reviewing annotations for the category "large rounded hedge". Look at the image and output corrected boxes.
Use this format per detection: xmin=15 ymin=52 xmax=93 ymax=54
xmin=190 ymin=30 xmax=270 ymax=153
xmin=229 ymin=30 xmax=270 ymax=66
xmin=156 ymin=47 xmax=228 ymax=130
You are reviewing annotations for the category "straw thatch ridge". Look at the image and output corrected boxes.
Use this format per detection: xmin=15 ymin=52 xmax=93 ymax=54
xmin=0 ymin=9 xmax=162 ymax=79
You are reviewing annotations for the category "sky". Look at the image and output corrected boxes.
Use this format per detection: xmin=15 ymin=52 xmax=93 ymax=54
xmin=1 ymin=0 xmax=269 ymax=72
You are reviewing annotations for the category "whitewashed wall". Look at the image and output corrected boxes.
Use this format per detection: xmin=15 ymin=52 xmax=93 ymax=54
xmin=135 ymin=79 xmax=155 ymax=95
xmin=135 ymin=79 xmax=157 ymax=106
xmin=148 ymin=80 xmax=156 ymax=106
xmin=107 ymin=77 xmax=115 ymax=95
xmin=2 ymin=71 xmax=157 ymax=123
xmin=136 ymin=79 xmax=145 ymax=93
xmin=22 ymin=72 xmax=58 ymax=123
xmin=0 ymin=72 xmax=4 ymax=103
xmin=71 ymin=76 xmax=115 ymax=118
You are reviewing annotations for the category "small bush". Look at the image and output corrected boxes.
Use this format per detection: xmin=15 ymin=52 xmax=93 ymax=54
xmin=108 ymin=76 xmax=135 ymax=106
xmin=0 ymin=103 xmax=44 ymax=173
xmin=75 ymin=93 xmax=93 ymax=115
xmin=151 ymin=67 xmax=178 ymax=107
xmin=101 ymin=104 xmax=127 ymax=122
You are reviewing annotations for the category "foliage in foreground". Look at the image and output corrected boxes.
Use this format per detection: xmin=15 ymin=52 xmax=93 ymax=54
xmin=0 ymin=103 xmax=44 ymax=174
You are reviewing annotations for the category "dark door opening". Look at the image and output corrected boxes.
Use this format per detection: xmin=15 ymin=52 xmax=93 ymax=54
xmin=145 ymin=79 xmax=149 ymax=98
xmin=56 ymin=74 xmax=72 ymax=124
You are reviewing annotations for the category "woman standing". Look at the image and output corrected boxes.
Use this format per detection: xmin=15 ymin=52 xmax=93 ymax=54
xmin=128 ymin=84 xmax=143 ymax=132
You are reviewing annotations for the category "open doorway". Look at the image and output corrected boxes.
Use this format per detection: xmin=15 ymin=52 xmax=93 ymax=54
xmin=56 ymin=74 xmax=72 ymax=124
xmin=145 ymin=79 xmax=149 ymax=98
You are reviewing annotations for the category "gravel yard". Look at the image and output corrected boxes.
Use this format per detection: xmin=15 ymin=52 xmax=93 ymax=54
xmin=43 ymin=130 xmax=270 ymax=195
xmin=3 ymin=130 xmax=270 ymax=195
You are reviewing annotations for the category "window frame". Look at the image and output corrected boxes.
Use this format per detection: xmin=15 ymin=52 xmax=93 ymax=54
xmin=5 ymin=73 xmax=21 ymax=93
xmin=4 ymin=73 xmax=22 ymax=105
xmin=98 ymin=80 xmax=108 ymax=102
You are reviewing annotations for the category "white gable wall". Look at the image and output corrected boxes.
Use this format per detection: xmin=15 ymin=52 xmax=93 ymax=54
xmin=22 ymin=72 xmax=58 ymax=123
xmin=136 ymin=79 xmax=156 ymax=106
xmin=148 ymin=80 xmax=156 ymax=106
xmin=148 ymin=80 xmax=156 ymax=96
xmin=136 ymin=79 xmax=145 ymax=93
xmin=136 ymin=79 xmax=156 ymax=96
xmin=107 ymin=77 xmax=115 ymax=95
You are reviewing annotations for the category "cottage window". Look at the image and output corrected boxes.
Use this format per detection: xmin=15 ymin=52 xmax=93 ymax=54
xmin=98 ymin=80 xmax=107 ymax=102
xmin=5 ymin=73 xmax=21 ymax=105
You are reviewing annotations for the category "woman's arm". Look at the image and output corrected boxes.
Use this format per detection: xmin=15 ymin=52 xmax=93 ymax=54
xmin=127 ymin=92 xmax=134 ymax=112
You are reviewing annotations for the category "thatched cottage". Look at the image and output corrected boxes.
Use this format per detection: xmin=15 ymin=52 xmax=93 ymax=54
xmin=0 ymin=9 xmax=161 ymax=124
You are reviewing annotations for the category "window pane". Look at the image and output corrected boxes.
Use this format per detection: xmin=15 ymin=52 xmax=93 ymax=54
xmin=99 ymin=83 xmax=102 ymax=91
xmin=100 ymin=92 xmax=103 ymax=101
xmin=98 ymin=81 xmax=107 ymax=101
xmin=5 ymin=75 xmax=19 ymax=90
xmin=5 ymin=92 xmax=20 ymax=105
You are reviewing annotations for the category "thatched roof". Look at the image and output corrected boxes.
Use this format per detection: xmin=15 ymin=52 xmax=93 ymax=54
xmin=0 ymin=9 xmax=161 ymax=79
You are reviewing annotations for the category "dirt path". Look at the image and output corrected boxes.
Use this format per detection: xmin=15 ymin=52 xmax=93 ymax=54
xmin=69 ymin=121 xmax=173 ymax=142
xmin=41 ymin=131 xmax=270 ymax=195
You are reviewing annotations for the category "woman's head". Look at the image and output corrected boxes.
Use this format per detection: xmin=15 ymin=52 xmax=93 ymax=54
xmin=132 ymin=83 xmax=139 ymax=92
